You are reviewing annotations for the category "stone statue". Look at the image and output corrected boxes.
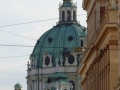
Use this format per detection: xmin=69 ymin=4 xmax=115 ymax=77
xmin=60 ymin=56 xmax=63 ymax=66
xmin=55 ymin=57 xmax=59 ymax=72
xmin=27 ymin=61 xmax=30 ymax=69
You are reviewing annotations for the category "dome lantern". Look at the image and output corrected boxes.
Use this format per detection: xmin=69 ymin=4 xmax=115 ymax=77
xmin=59 ymin=0 xmax=77 ymax=24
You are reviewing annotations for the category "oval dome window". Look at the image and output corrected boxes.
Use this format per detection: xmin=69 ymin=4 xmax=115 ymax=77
xmin=68 ymin=55 xmax=75 ymax=64
xmin=45 ymin=56 xmax=50 ymax=66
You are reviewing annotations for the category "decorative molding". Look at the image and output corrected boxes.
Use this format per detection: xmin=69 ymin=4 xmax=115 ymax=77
xmin=48 ymin=37 xmax=53 ymax=43
xmin=68 ymin=35 xmax=74 ymax=41
xmin=109 ymin=40 xmax=118 ymax=46
xmin=42 ymin=53 xmax=53 ymax=67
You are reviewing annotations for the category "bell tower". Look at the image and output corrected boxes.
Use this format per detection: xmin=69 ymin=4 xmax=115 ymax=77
xmin=59 ymin=0 xmax=77 ymax=24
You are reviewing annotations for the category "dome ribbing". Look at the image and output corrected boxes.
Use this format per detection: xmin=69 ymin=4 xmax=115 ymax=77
xmin=31 ymin=23 xmax=86 ymax=67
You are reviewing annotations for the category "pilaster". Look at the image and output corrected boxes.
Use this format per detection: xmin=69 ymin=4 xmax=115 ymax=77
xmin=118 ymin=25 xmax=120 ymax=76
xmin=109 ymin=40 xmax=118 ymax=90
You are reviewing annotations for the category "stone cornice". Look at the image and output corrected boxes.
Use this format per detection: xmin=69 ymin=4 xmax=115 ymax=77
xmin=95 ymin=24 xmax=118 ymax=48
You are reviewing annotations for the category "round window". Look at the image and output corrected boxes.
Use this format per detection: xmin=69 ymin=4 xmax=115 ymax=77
xmin=68 ymin=55 xmax=75 ymax=64
xmin=45 ymin=56 xmax=50 ymax=66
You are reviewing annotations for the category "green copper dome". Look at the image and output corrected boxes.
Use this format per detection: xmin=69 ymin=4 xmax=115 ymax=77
xmin=31 ymin=23 xmax=86 ymax=67
xmin=60 ymin=0 xmax=76 ymax=7
xmin=14 ymin=83 xmax=22 ymax=89
xmin=60 ymin=1 xmax=77 ymax=7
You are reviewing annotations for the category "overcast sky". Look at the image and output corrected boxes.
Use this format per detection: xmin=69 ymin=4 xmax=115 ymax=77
xmin=0 ymin=0 xmax=86 ymax=90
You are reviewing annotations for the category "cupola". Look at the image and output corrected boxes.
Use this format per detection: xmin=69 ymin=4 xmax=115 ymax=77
xmin=59 ymin=0 xmax=77 ymax=24
xmin=14 ymin=83 xmax=22 ymax=90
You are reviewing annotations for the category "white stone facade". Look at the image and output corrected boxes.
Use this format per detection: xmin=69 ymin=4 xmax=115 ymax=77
xmin=27 ymin=51 xmax=82 ymax=90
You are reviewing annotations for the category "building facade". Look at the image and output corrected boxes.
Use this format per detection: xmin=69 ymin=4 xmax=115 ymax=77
xmin=26 ymin=0 xmax=87 ymax=90
xmin=115 ymin=0 xmax=120 ymax=90
xmin=78 ymin=0 xmax=119 ymax=90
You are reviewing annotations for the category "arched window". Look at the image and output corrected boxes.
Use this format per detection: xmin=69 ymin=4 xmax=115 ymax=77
xmin=73 ymin=11 xmax=76 ymax=21
xmin=62 ymin=11 xmax=65 ymax=22
xmin=69 ymin=81 xmax=75 ymax=90
xmin=81 ymin=39 xmax=83 ymax=47
xmin=67 ymin=10 xmax=71 ymax=21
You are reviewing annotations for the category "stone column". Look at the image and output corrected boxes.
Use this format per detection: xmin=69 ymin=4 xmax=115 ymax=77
xmin=28 ymin=80 xmax=31 ymax=90
xmin=59 ymin=10 xmax=61 ymax=22
xmin=34 ymin=81 xmax=36 ymax=90
xmin=71 ymin=10 xmax=73 ymax=21
xmin=27 ymin=80 xmax=29 ymax=90
xmin=65 ymin=10 xmax=67 ymax=21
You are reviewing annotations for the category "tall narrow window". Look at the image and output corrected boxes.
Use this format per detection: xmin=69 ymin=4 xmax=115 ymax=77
xmin=100 ymin=6 xmax=105 ymax=18
xmin=81 ymin=39 xmax=83 ymax=47
xmin=69 ymin=81 xmax=75 ymax=90
xmin=62 ymin=11 xmax=65 ymax=22
xmin=34 ymin=60 xmax=35 ymax=68
xmin=67 ymin=10 xmax=71 ymax=21
xmin=73 ymin=11 xmax=76 ymax=21
xmin=31 ymin=59 xmax=33 ymax=67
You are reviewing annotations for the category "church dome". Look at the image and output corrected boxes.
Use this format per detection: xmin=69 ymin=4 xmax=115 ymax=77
xmin=27 ymin=1 xmax=86 ymax=90
xmin=14 ymin=83 xmax=22 ymax=89
xmin=30 ymin=23 xmax=86 ymax=67
xmin=60 ymin=1 xmax=77 ymax=7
